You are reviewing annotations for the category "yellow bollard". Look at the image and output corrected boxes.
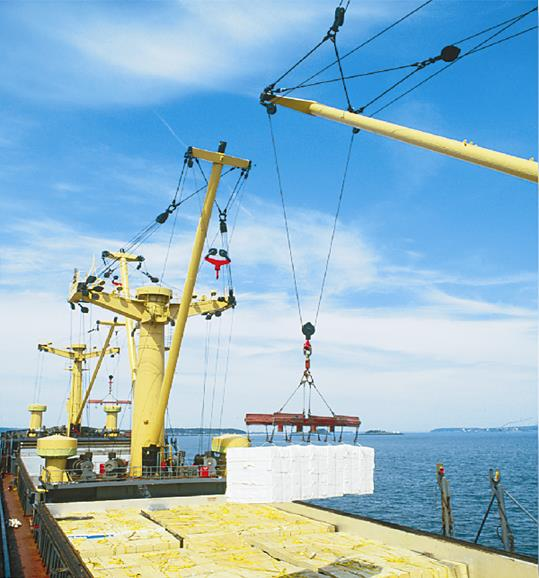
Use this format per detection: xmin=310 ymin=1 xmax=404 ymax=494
xmin=27 ymin=404 xmax=47 ymax=436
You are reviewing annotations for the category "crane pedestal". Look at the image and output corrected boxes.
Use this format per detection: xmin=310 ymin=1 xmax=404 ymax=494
xmin=36 ymin=434 xmax=77 ymax=483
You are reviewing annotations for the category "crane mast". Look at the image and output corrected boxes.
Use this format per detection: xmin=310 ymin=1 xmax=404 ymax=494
xmin=38 ymin=341 xmax=119 ymax=435
xmin=68 ymin=142 xmax=251 ymax=474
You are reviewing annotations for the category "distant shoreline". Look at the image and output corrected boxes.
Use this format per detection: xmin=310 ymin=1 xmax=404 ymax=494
xmin=1 ymin=425 xmax=536 ymax=435
xmin=431 ymin=425 xmax=537 ymax=433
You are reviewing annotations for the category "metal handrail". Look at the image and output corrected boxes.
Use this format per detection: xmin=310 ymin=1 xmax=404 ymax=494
xmin=39 ymin=464 xmax=225 ymax=485
xmin=0 ymin=483 xmax=11 ymax=578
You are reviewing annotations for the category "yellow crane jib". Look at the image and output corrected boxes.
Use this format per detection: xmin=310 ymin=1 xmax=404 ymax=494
xmin=68 ymin=270 xmax=235 ymax=322
xmin=261 ymin=94 xmax=538 ymax=184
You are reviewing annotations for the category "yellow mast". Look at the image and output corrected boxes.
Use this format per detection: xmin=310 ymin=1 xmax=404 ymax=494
xmin=148 ymin=143 xmax=251 ymax=450
xmin=67 ymin=142 xmax=249 ymax=474
xmin=74 ymin=318 xmax=124 ymax=426
xmin=264 ymin=95 xmax=538 ymax=183
xmin=38 ymin=341 xmax=119 ymax=434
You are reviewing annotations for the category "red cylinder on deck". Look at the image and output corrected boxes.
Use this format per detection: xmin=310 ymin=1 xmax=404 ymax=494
xmin=99 ymin=463 xmax=105 ymax=475
xmin=199 ymin=465 xmax=209 ymax=478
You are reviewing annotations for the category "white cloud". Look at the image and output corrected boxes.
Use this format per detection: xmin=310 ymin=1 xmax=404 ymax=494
xmin=0 ymin=194 xmax=535 ymax=431
xmin=423 ymin=288 xmax=535 ymax=318
xmin=0 ymin=1 xmax=401 ymax=105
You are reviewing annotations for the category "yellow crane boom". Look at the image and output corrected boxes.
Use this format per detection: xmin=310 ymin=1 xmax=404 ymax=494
xmin=264 ymin=95 xmax=538 ymax=183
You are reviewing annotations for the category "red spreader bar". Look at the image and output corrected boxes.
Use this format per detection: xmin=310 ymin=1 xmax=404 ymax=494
xmin=245 ymin=412 xmax=360 ymax=433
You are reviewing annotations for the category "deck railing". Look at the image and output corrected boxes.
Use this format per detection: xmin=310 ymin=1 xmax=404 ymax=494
xmin=39 ymin=464 xmax=225 ymax=485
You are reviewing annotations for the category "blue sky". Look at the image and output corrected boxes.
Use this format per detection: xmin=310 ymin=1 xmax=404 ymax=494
xmin=0 ymin=1 xmax=536 ymax=432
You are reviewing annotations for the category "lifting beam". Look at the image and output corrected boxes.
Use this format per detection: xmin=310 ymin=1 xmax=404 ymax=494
xmin=264 ymin=95 xmax=538 ymax=183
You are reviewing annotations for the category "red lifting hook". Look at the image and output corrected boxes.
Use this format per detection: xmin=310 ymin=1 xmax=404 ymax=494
xmin=204 ymin=248 xmax=231 ymax=279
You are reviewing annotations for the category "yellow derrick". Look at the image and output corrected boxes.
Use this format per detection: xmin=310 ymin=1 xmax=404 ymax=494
xmin=267 ymin=96 xmax=539 ymax=183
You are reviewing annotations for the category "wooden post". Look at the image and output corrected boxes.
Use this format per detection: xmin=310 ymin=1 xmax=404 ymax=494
xmin=436 ymin=463 xmax=454 ymax=537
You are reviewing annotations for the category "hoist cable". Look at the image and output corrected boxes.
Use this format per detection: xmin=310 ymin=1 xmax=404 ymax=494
xmin=198 ymin=320 xmax=212 ymax=454
xmin=123 ymin=156 xmax=188 ymax=250
xmin=280 ymin=0 xmax=434 ymax=96
xmin=267 ymin=112 xmax=304 ymax=325
xmin=370 ymin=6 xmax=537 ymax=116
xmin=315 ymin=132 xmax=355 ymax=326
xmin=224 ymin=170 xmax=247 ymax=212
xmin=207 ymin=315 xmax=223 ymax=449
xmin=208 ymin=169 xmax=248 ymax=248
xmin=172 ymin=157 xmax=188 ymax=205
xmin=218 ymin=308 xmax=235 ymax=433
xmin=220 ymin=224 xmax=234 ymax=295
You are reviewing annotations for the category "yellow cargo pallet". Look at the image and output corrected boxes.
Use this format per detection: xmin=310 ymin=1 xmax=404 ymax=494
xmin=57 ymin=503 xmax=469 ymax=578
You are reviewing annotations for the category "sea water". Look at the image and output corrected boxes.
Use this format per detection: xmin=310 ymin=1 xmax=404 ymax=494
xmin=173 ymin=430 xmax=538 ymax=557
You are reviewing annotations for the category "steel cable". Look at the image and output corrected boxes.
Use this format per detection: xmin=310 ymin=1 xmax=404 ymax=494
xmin=280 ymin=0 xmax=434 ymax=95
xmin=267 ymin=112 xmax=304 ymax=325
xmin=315 ymin=132 xmax=355 ymax=326
xmin=369 ymin=6 xmax=537 ymax=116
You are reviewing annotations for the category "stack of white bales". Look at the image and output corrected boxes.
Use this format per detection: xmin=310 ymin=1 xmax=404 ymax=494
xmin=226 ymin=444 xmax=374 ymax=503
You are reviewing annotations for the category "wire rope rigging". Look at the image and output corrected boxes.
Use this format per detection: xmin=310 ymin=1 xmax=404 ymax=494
xmin=254 ymin=3 xmax=363 ymax=444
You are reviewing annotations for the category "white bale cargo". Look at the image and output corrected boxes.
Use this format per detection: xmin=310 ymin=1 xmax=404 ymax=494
xmin=226 ymin=444 xmax=374 ymax=503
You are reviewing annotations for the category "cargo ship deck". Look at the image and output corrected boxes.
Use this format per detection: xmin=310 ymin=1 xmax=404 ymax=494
xmin=43 ymin=494 xmax=538 ymax=578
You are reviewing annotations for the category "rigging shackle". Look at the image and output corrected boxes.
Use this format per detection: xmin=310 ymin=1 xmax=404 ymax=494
xmin=204 ymin=248 xmax=231 ymax=279
xmin=303 ymin=339 xmax=312 ymax=371
xmin=219 ymin=209 xmax=228 ymax=234
xmin=327 ymin=6 xmax=346 ymax=38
